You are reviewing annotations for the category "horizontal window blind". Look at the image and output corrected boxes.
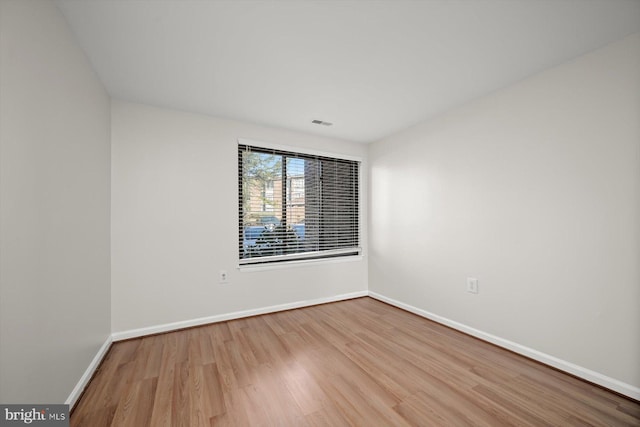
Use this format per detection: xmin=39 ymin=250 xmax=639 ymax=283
xmin=238 ymin=143 xmax=360 ymax=265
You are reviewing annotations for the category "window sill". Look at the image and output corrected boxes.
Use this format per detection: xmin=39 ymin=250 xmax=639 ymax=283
xmin=237 ymin=254 xmax=364 ymax=272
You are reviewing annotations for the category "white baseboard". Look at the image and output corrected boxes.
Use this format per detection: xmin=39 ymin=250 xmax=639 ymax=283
xmin=111 ymin=290 xmax=368 ymax=342
xmin=66 ymin=335 xmax=112 ymax=409
xmin=368 ymin=291 xmax=640 ymax=401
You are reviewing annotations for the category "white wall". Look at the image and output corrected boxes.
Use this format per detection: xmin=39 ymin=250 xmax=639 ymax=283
xmin=111 ymin=101 xmax=368 ymax=333
xmin=0 ymin=0 xmax=111 ymax=403
xmin=369 ymin=33 xmax=640 ymax=391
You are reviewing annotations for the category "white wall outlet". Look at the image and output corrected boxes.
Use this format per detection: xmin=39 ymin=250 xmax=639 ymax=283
xmin=219 ymin=270 xmax=229 ymax=284
xmin=467 ymin=277 xmax=479 ymax=294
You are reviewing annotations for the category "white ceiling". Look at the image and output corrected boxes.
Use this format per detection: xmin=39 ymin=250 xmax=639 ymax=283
xmin=55 ymin=0 xmax=640 ymax=143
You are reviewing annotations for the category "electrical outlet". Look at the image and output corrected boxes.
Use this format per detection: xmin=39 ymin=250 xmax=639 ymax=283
xmin=219 ymin=270 xmax=229 ymax=284
xmin=467 ymin=277 xmax=478 ymax=294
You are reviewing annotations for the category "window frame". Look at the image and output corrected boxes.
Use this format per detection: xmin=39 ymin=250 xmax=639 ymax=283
xmin=237 ymin=139 xmax=363 ymax=268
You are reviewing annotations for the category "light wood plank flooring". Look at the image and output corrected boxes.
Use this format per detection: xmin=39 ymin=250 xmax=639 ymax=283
xmin=71 ymin=297 xmax=640 ymax=426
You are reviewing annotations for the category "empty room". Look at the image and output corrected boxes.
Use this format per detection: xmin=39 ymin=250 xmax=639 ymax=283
xmin=1 ymin=0 xmax=639 ymax=425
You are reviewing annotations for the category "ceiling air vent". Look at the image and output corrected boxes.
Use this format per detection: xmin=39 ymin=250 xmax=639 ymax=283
xmin=311 ymin=119 xmax=333 ymax=126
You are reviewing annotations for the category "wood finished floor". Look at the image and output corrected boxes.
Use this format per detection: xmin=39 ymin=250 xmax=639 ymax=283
xmin=71 ymin=297 xmax=640 ymax=426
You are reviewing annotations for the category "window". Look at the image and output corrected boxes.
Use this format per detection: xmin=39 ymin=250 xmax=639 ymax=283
xmin=239 ymin=143 xmax=360 ymax=265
